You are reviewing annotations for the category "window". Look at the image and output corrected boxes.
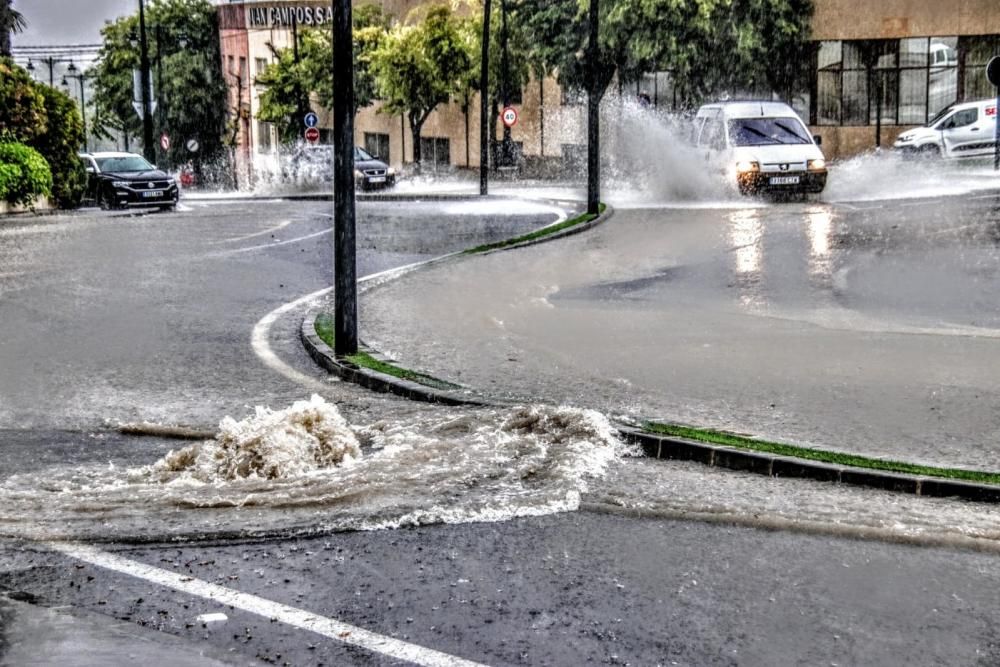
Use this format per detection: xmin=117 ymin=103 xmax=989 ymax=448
xmin=364 ymin=132 xmax=390 ymax=163
xmin=940 ymin=107 xmax=978 ymax=130
xmin=419 ymin=137 xmax=450 ymax=169
xmin=257 ymin=120 xmax=273 ymax=152
xmin=812 ymin=36 xmax=966 ymax=126
xmin=255 ymin=58 xmax=268 ymax=76
xmin=239 ymin=57 xmax=248 ymax=83
xmin=961 ymin=35 xmax=1000 ymax=100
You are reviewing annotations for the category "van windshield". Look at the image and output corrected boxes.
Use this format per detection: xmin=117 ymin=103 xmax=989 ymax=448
xmin=729 ymin=117 xmax=811 ymax=146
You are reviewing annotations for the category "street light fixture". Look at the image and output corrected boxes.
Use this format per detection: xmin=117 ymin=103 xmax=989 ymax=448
xmin=63 ymin=62 xmax=90 ymax=153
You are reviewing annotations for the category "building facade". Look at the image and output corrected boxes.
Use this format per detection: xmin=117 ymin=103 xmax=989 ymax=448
xmin=217 ymin=0 xmax=1000 ymax=186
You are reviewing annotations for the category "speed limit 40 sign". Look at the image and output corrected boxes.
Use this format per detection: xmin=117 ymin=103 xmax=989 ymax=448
xmin=501 ymin=106 xmax=518 ymax=128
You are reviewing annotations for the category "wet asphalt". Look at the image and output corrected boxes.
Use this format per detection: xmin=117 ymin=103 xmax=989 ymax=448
xmin=3 ymin=195 xmax=1000 ymax=665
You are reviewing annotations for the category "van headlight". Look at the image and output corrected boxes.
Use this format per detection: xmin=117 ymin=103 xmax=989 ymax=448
xmin=735 ymin=160 xmax=759 ymax=173
xmin=807 ymin=159 xmax=826 ymax=172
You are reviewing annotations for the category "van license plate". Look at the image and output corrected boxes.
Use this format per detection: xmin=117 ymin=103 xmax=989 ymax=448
xmin=769 ymin=176 xmax=800 ymax=186
xmin=142 ymin=190 xmax=164 ymax=198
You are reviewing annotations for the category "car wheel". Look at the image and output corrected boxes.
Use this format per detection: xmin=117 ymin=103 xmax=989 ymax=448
xmin=98 ymin=187 xmax=113 ymax=210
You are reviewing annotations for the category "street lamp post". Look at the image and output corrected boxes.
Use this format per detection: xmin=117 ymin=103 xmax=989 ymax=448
xmin=332 ymin=0 xmax=357 ymax=355
xmin=479 ymin=0 xmax=491 ymax=195
xmin=63 ymin=62 xmax=88 ymax=152
xmin=138 ymin=0 xmax=155 ymax=164
xmin=587 ymin=0 xmax=600 ymax=215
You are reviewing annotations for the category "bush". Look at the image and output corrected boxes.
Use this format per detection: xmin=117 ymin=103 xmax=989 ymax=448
xmin=31 ymin=86 xmax=86 ymax=208
xmin=0 ymin=142 xmax=53 ymax=209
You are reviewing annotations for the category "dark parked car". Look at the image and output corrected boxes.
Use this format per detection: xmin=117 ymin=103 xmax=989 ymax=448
xmin=284 ymin=145 xmax=396 ymax=190
xmin=79 ymin=152 xmax=179 ymax=210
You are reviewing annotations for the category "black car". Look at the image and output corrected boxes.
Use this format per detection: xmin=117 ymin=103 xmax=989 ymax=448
xmin=80 ymin=152 xmax=179 ymax=210
xmin=284 ymin=145 xmax=396 ymax=190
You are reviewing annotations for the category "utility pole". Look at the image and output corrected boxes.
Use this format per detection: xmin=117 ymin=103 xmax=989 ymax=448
xmin=138 ymin=0 xmax=155 ymax=163
xmin=332 ymin=0 xmax=357 ymax=355
xmin=479 ymin=0 xmax=491 ymax=195
xmin=499 ymin=0 xmax=512 ymax=167
xmin=586 ymin=0 xmax=600 ymax=215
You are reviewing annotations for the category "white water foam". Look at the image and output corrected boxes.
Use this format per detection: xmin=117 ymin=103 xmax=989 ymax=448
xmin=0 ymin=397 xmax=636 ymax=541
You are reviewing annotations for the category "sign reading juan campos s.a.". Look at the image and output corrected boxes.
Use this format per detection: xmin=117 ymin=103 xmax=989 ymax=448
xmin=246 ymin=5 xmax=333 ymax=29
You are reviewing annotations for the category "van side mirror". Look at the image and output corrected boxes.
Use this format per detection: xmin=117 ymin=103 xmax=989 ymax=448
xmin=813 ymin=135 xmax=822 ymax=146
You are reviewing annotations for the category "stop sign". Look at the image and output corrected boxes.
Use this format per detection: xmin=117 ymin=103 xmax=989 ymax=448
xmin=304 ymin=127 xmax=320 ymax=143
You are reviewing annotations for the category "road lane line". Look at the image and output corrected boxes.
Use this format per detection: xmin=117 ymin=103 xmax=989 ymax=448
xmin=45 ymin=541 xmax=487 ymax=667
xmin=251 ymin=286 xmax=335 ymax=393
xmin=214 ymin=218 xmax=295 ymax=244
xmin=206 ymin=227 xmax=332 ymax=258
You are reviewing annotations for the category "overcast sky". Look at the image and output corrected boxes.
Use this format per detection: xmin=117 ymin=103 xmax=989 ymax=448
xmin=13 ymin=0 xmax=137 ymax=47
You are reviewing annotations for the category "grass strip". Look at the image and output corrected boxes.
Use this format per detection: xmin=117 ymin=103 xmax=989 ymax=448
xmin=315 ymin=313 xmax=461 ymax=391
xmin=464 ymin=203 xmax=606 ymax=254
xmin=645 ymin=422 xmax=1000 ymax=485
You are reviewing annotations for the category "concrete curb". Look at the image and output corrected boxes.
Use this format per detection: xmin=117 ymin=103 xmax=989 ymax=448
xmin=619 ymin=427 xmax=1000 ymax=504
xmin=299 ymin=314 xmax=488 ymax=406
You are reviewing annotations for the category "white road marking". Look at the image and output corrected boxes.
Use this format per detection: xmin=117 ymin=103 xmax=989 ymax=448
xmin=46 ymin=541 xmax=487 ymax=667
xmin=205 ymin=227 xmax=332 ymax=258
xmin=250 ymin=286 xmax=335 ymax=393
xmin=214 ymin=218 xmax=295 ymax=244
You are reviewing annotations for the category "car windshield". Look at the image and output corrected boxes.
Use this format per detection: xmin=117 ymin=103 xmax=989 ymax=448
xmin=95 ymin=155 xmax=155 ymax=172
xmin=354 ymin=147 xmax=375 ymax=161
xmin=729 ymin=117 xmax=812 ymax=145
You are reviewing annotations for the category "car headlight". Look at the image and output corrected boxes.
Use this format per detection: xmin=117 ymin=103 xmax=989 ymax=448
xmin=807 ymin=159 xmax=826 ymax=172
xmin=353 ymin=169 xmax=363 ymax=178
xmin=735 ymin=160 xmax=759 ymax=173
xmin=111 ymin=180 xmax=128 ymax=188
xmin=387 ymin=167 xmax=396 ymax=176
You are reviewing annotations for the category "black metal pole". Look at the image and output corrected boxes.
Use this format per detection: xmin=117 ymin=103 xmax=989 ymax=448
xmin=995 ymin=85 xmax=999 ymax=172
xmin=499 ymin=0 xmax=512 ymax=165
xmin=78 ymin=76 xmax=87 ymax=152
xmin=586 ymin=0 xmax=600 ymax=215
xmin=479 ymin=0 xmax=491 ymax=195
xmin=138 ymin=0 xmax=155 ymax=163
xmin=332 ymin=0 xmax=357 ymax=355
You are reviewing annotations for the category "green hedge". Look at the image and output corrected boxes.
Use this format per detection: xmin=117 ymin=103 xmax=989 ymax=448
xmin=0 ymin=142 xmax=53 ymax=209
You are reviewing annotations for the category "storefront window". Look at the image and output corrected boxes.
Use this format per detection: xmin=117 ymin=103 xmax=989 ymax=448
xmin=811 ymin=35 xmax=969 ymax=126
xmin=961 ymin=35 xmax=1000 ymax=100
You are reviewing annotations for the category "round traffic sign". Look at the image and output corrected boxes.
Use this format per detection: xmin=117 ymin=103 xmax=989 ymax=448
xmin=160 ymin=132 xmax=170 ymax=151
xmin=185 ymin=138 xmax=200 ymax=153
xmin=501 ymin=106 xmax=518 ymax=128
xmin=304 ymin=127 xmax=320 ymax=143
xmin=987 ymin=56 xmax=1000 ymax=87
xmin=304 ymin=112 xmax=319 ymax=128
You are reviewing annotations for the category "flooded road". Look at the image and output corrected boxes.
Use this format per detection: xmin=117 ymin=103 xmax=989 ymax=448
xmin=5 ymin=189 xmax=1000 ymax=665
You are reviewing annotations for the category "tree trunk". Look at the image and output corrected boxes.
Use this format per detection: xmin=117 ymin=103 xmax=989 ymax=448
xmin=410 ymin=114 xmax=423 ymax=173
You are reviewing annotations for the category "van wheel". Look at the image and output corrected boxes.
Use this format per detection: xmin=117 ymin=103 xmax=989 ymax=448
xmin=918 ymin=144 xmax=941 ymax=159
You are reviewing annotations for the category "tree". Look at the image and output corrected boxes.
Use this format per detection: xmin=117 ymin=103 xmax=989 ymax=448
xmin=256 ymin=3 xmax=390 ymax=144
xmin=0 ymin=58 xmax=85 ymax=208
xmin=92 ymin=0 xmax=227 ymax=172
xmin=0 ymin=57 xmax=46 ymax=142
xmin=32 ymin=85 xmax=86 ymax=208
xmin=517 ymin=0 xmax=813 ymax=109
xmin=0 ymin=0 xmax=26 ymax=57
xmin=370 ymin=4 xmax=475 ymax=168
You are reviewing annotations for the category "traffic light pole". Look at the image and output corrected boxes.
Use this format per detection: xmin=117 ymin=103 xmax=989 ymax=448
xmin=332 ymin=0 xmax=357 ymax=355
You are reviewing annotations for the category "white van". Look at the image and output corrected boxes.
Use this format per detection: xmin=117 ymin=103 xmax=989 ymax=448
xmin=694 ymin=101 xmax=828 ymax=196
xmin=893 ymin=98 xmax=998 ymax=159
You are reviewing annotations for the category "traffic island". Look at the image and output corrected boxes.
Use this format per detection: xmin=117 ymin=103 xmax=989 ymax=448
xmin=301 ymin=197 xmax=1000 ymax=505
